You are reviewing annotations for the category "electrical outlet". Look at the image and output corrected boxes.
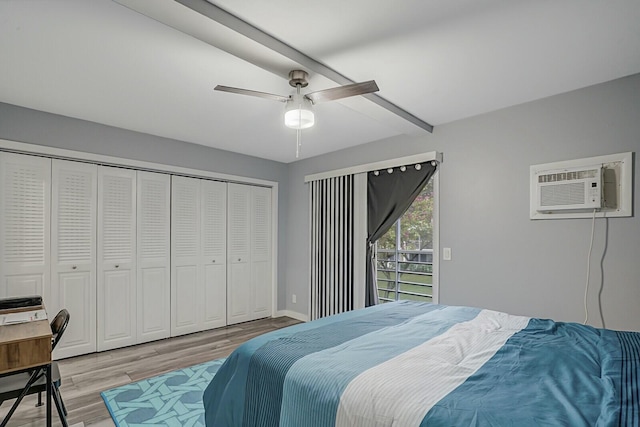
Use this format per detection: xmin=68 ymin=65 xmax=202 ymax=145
xmin=292 ymin=294 xmax=297 ymax=304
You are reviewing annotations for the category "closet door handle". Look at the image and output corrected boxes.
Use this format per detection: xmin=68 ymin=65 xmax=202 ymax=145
xmin=72 ymin=265 xmax=77 ymax=270
xmin=115 ymin=264 xmax=119 ymax=269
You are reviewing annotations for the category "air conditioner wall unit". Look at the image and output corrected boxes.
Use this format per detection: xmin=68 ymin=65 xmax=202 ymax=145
xmin=530 ymin=152 xmax=632 ymax=220
xmin=535 ymin=165 xmax=602 ymax=212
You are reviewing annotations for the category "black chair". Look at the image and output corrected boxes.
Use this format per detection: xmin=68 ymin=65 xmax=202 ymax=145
xmin=0 ymin=309 xmax=70 ymax=427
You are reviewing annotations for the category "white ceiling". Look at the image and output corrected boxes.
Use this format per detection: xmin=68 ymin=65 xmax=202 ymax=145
xmin=1 ymin=0 xmax=639 ymax=163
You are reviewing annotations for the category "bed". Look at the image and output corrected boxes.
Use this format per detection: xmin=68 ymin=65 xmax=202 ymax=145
xmin=203 ymin=301 xmax=639 ymax=426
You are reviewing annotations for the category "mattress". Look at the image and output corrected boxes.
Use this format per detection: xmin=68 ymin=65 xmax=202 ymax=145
xmin=203 ymin=301 xmax=640 ymax=426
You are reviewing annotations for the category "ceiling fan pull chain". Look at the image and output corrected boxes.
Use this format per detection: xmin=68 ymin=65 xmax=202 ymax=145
xmin=296 ymin=90 xmax=303 ymax=158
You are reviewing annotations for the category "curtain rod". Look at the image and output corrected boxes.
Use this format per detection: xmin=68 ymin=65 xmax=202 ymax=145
xmin=304 ymin=151 xmax=442 ymax=183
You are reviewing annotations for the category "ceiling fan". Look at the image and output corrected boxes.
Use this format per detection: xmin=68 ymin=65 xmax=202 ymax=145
xmin=214 ymin=70 xmax=379 ymax=158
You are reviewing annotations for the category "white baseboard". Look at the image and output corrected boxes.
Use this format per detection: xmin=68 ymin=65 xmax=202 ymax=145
xmin=274 ymin=310 xmax=309 ymax=322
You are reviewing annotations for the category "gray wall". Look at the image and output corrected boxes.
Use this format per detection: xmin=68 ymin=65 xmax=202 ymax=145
xmin=0 ymin=103 xmax=290 ymax=310
xmin=2 ymin=73 xmax=639 ymax=331
xmin=286 ymin=73 xmax=640 ymax=331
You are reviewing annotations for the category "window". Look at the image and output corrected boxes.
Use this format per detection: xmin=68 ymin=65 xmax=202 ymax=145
xmin=376 ymin=179 xmax=434 ymax=302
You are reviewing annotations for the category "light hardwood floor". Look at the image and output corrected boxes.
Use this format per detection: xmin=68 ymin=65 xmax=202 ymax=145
xmin=1 ymin=316 xmax=301 ymax=426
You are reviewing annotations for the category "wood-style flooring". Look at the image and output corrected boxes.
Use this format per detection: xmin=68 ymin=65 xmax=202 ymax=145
xmin=0 ymin=316 xmax=301 ymax=426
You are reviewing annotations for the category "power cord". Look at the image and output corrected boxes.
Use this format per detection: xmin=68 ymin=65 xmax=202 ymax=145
xmin=583 ymin=208 xmax=597 ymax=325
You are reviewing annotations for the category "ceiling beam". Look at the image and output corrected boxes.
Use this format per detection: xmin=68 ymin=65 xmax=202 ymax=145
xmin=174 ymin=0 xmax=434 ymax=133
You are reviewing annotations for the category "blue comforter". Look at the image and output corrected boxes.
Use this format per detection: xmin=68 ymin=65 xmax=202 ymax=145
xmin=203 ymin=301 xmax=640 ymax=426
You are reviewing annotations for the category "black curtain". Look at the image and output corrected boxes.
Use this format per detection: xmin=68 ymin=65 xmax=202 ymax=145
xmin=366 ymin=162 xmax=438 ymax=306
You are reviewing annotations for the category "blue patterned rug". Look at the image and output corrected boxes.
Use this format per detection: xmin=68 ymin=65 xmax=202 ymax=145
xmin=101 ymin=358 xmax=226 ymax=426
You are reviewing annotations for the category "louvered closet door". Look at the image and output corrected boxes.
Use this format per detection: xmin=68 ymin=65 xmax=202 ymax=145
xmin=0 ymin=153 xmax=51 ymax=304
xmin=227 ymin=183 xmax=251 ymax=325
xmin=97 ymin=166 xmax=137 ymax=351
xmin=250 ymin=186 xmax=272 ymax=320
xmin=137 ymin=171 xmax=170 ymax=343
xmin=201 ymin=180 xmax=227 ymax=329
xmin=51 ymin=160 xmax=97 ymax=359
xmin=171 ymin=176 xmax=201 ymax=336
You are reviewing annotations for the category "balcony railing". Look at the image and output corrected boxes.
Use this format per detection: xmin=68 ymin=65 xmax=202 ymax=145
xmin=376 ymin=248 xmax=433 ymax=303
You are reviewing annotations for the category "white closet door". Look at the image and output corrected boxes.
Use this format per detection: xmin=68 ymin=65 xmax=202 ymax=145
xmin=227 ymin=183 xmax=251 ymax=325
xmin=51 ymin=159 xmax=97 ymax=359
xmin=0 ymin=153 xmax=51 ymax=304
xmin=97 ymin=166 xmax=137 ymax=351
xmin=250 ymin=186 xmax=272 ymax=320
xmin=201 ymin=180 xmax=227 ymax=329
xmin=171 ymin=176 xmax=201 ymax=336
xmin=137 ymin=171 xmax=170 ymax=343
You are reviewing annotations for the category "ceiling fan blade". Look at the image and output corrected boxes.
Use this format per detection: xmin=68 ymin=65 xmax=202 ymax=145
xmin=214 ymin=85 xmax=290 ymax=103
xmin=304 ymin=80 xmax=379 ymax=104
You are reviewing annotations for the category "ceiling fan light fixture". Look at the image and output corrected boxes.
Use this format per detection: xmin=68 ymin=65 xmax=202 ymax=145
xmin=284 ymin=94 xmax=314 ymax=129
xmin=215 ymin=69 xmax=381 ymax=157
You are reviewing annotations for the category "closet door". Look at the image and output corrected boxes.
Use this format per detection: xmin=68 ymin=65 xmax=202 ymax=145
xmin=201 ymin=180 xmax=227 ymax=329
xmin=227 ymin=183 xmax=251 ymax=325
xmin=0 ymin=153 xmax=51 ymax=303
xmin=137 ymin=171 xmax=170 ymax=343
xmin=51 ymin=160 xmax=97 ymax=359
xmin=250 ymin=186 xmax=272 ymax=320
xmin=97 ymin=166 xmax=137 ymax=351
xmin=171 ymin=176 xmax=201 ymax=336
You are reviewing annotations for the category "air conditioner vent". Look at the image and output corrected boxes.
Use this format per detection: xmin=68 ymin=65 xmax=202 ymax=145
xmin=540 ymin=182 xmax=585 ymax=206
xmin=538 ymin=169 xmax=598 ymax=183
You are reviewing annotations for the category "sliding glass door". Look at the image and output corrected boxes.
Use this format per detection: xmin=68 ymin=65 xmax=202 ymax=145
xmin=376 ymin=179 xmax=434 ymax=303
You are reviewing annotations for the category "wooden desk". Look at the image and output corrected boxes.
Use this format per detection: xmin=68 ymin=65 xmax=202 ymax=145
xmin=0 ymin=315 xmax=52 ymax=373
xmin=0 ymin=306 xmax=53 ymax=426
